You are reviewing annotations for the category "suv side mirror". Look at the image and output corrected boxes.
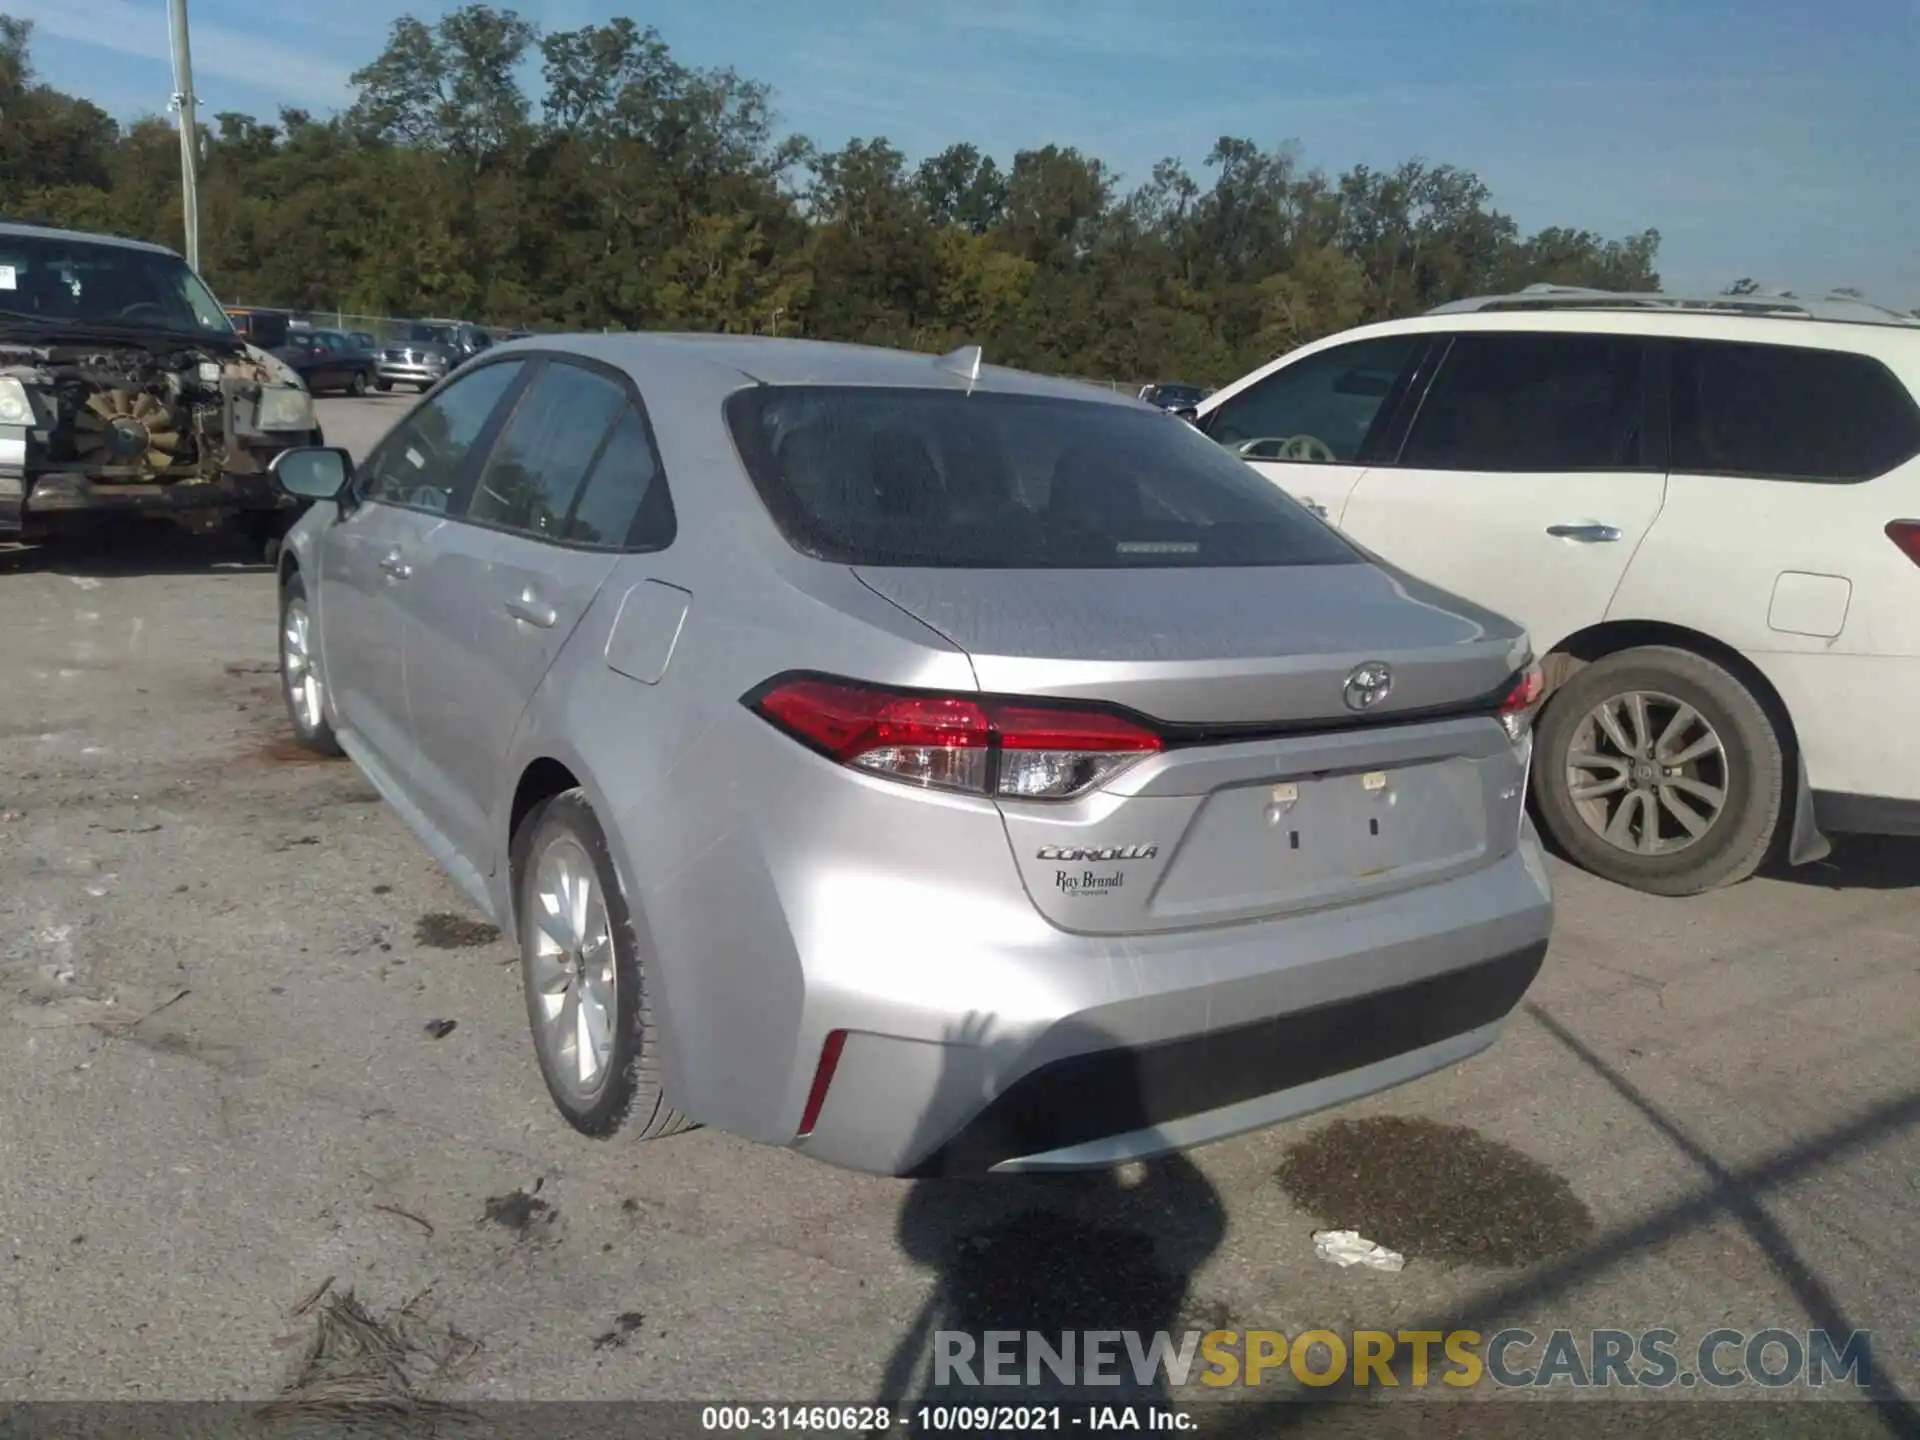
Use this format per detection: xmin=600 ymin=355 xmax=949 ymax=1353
xmin=271 ymin=446 xmax=354 ymax=502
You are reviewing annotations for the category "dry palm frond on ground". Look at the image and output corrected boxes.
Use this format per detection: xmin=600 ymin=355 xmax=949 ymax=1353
xmin=256 ymin=1285 xmax=481 ymax=1436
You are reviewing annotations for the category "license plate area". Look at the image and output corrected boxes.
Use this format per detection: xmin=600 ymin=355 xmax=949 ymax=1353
xmin=1148 ymin=759 xmax=1490 ymax=921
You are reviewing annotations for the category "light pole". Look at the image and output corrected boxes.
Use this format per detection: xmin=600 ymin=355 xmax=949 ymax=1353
xmin=167 ymin=0 xmax=201 ymax=271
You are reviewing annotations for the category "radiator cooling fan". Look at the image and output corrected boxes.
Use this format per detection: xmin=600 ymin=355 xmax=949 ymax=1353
xmin=72 ymin=388 xmax=185 ymax=476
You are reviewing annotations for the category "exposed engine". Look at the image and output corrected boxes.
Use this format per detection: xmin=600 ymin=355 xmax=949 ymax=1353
xmin=30 ymin=342 xmax=236 ymax=484
xmin=0 ymin=337 xmax=302 ymax=487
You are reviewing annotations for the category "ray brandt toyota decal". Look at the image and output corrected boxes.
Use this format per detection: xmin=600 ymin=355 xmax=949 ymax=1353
xmin=1037 ymin=844 xmax=1160 ymax=897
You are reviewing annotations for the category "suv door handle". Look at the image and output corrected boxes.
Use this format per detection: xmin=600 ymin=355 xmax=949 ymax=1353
xmin=378 ymin=550 xmax=412 ymax=578
xmin=1546 ymin=523 xmax=1622 ymax=543
xmin=505 ymin=594 xmax=558 ymax=629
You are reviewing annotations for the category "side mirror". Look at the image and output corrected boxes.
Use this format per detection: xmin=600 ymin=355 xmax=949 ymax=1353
xmin=270 ymin=446 xmax=354 ymax=502
xmin=1172 ymin=405 xmax=1199 ymax=425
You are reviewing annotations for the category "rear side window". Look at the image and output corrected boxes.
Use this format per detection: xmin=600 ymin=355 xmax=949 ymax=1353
xmin=1400 ymin=333 xmax=1648 ymax=472
xmin=1671 ymin=340 xmax=1920 ymax=483
xmin=726 ymin=387 xmax=1360 ymax=569
xmin=563 ymin=407 xmax=675 ymax=549
xmin=1204 ymin=335 xmax=1422 ymax=463
xmin=467 ymin=361 xmax=627 ymax=539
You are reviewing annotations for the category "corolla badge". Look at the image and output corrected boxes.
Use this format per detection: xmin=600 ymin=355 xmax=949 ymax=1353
xmin=1342 ymin=661 xmax=1394 ymax=712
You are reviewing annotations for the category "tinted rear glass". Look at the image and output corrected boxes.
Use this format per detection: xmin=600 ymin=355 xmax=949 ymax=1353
xmin=725 ymin=386 xmax=1360 ymax=569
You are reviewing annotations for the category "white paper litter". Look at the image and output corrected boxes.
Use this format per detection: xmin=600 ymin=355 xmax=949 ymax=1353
xmin=1312 ymin=1229 xmax=1406 ymax=1272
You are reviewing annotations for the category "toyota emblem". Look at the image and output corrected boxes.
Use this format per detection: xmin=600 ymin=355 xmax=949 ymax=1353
xmin=1343 ymin=662 xmax=1394 ymax=712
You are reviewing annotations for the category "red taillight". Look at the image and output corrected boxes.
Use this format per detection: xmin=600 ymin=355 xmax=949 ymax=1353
xmin=1888 ymin=520 xmax=1920 ymax=566
xmin=1496 ymin=660 xmax=1545 ymax=743
xmin=748 ymin=676 xmax=1162 ymax=801
xmin=796 ymin=1029 xmax=848 ymax=1138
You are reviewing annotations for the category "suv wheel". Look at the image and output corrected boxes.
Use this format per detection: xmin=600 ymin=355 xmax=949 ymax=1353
xmin=512 ymin=790 xmax=692 ymax=1141
xmin=1532 ymin=645 xmax=1783 ymax=896
xmin=348 ymin=369 xmax=369 ymax=397
xmin=374 ymin=377 xmax=392 ymax=393
xmin=278 ymin=570 xmax=343 ymax=757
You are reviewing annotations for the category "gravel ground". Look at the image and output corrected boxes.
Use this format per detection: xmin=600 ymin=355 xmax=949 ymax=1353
xmin=1 ymin=395 xmax=1914 ymax=1433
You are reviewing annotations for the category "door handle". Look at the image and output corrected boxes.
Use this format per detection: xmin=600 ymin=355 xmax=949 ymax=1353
xmin=378 ymin=550 xmax=412 ymax=578
xmin=505 ymin=594 xmax=558 ymax=629
xmin=1546 ymin=523 xmax=1622 ymax=543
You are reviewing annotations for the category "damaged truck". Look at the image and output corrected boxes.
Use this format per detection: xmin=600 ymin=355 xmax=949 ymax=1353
xmin=0 ymin=221 xmax=325 ymax=554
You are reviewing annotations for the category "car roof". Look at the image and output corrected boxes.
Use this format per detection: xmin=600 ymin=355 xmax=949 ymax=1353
xmin=0 ymin=220 xmax=179 ymax=257
xmin=1197 ymin=294 xmax=1920 ymax=420
xmin=1431 ymin=283 xmax=1920 ymax=330
xmin=496 ymin=332 xmax=1139 ymax=406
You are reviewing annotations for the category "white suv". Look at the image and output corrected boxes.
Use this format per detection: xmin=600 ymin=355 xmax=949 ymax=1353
xmin=1195 ymin=284 xmax=1920 ymax=895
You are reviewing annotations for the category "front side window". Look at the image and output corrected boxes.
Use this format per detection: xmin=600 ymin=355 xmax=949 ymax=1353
xmin=0 ymin=233 xmax=233 ymax=338
xmin=1203 ymin=335 xmax=1423 ymax=464
xmin=1399 ymin=332 xmax=1648 ymax=472
xmin=1671 ymin=339 xmax=1920 ymax=483
xmin=359 ymin=361 xmax=524 ymax=513
xmin=466 ymin=361 xmax=628 ymax=539
xmin=726 ymin=386 xmax=1360 ymax=569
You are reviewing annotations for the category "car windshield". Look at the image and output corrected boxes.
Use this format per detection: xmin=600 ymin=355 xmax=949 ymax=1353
xmin=1154 ymin=385 xmax=1204 ymax=405
xmin=402 ymin=324 xmax=455 ymax=345
xmin=0 ymin=232 xmax=234 ymax=336
xmin=725 ymin=385 xmax=1360 ymax=569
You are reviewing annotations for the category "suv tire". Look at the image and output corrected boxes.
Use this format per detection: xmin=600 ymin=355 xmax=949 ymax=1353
xmin=1533 ymin=645 xmax=1783 ymax=896
xmin=512 ymin=790 xmax=692 ymax=1142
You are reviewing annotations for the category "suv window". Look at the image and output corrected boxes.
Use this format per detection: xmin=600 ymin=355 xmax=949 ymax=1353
xmin=360 ymin=361 xmax=524 ymax=513
xmin=563 ymin=407 xmax=674 ymax=549
xmin=726 ymin=386 xmax=1359 ymax=569
xmin=1399 ymin=333 xmax=1647 ymax=472
xmin=467 ymin=360 xmax=628 ymax=539
xmin=1203 ymin=335 xmax=1423 ymax=463
xmin=1671 ymin=339 xmax=1920 ymax=483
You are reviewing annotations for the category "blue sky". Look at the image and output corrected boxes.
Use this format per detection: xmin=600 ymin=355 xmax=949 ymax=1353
xmin=10 ymin=0 xmax=1918 ymax=305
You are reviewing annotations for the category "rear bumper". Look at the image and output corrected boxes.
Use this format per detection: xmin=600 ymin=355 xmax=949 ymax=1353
xmin=791 ymin=834 xmax=1554 ymax=1176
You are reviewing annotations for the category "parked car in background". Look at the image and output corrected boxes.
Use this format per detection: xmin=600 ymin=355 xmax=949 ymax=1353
xmin=376 ymin=319 xmax=492 ymax=392
xmin=278 ymin=327 xmax=378 ymax=396
xmin=265 ymin=335 xmax=1553 ymax=1175
xmin=1138 ymin=382 xmax=1210 ymax=412
xmin=1196 ymin=284 xmax=1920 ymax=895
xmin=0 ymin=221 xmax=321 ymax=552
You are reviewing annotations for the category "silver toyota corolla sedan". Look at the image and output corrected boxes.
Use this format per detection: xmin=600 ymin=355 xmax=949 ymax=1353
xmin=266 ymin=334 xmax=1555 ymax=1176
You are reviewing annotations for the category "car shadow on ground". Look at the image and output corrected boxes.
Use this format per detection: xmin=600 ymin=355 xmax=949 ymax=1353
xmin=874 ymin=1009 xmax=1919 ymax=1438
xmin=0 ymin=529 xmax=276 ymax=579
xmin=875 ymin=1015 xmax=1229 ymax=1419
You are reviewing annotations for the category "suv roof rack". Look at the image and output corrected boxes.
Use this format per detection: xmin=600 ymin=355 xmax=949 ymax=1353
xmin=1428 ymin=283 xmax=1920 ymax=329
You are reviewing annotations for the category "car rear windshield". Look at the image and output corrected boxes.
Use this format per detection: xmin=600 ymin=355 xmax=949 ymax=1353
xmin=724 ymin=385 xmax=1360 ymax=569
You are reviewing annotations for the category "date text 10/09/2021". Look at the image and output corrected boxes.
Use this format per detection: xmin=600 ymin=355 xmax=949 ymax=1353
xmin=701 ymin=1406 xmax=1192 ymax=1432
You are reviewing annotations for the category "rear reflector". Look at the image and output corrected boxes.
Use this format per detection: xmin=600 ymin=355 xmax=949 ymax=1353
xmin=1496 ymin=660 xmax=1546 ymax=744
xmin=749 ymin=676 xmax=1161 ymax=801
xmin=1888 ymin=520 xmax=1920 ymax=566
xmin=796 ymin=1029 xmax=849 ymax=1138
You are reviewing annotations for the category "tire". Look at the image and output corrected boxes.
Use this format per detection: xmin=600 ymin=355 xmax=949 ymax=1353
xmin=277 ymin=570 xmax=344 ymax=757
xmin=375 ymin=377 xmax=393 ymax=393
xmin=512 ymin=790 xmax=691 ymax=1141
xmin=348 ymin=369 xmax=369 ymax=397
xmin=1532 ymin=645 xmax=1783 ymax=896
